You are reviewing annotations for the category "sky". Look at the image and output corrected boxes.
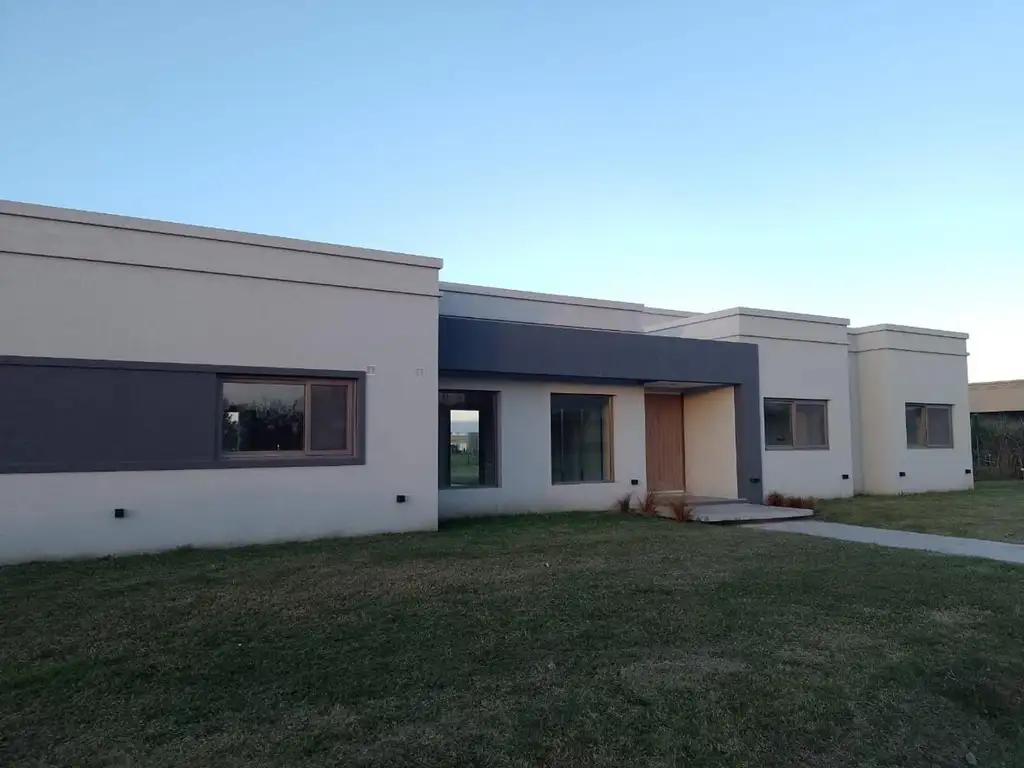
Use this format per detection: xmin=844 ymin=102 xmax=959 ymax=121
xmin=2 ymin=1 xmax=1021 ymax=381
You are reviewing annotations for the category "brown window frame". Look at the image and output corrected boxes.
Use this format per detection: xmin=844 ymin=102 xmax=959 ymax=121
xmin=763 ymin=398 xmax=829 ymax=450
xmin=906 ymin=403 xmax=954 ymax=449
xmin=220 ymin=377 xmax=358 ymax=461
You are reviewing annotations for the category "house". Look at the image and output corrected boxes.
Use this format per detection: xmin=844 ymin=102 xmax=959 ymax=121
xmin=969 ymin=379 xmax=1024 ymax=479
xmin=0 ymin=200 xmax=975 ymax=562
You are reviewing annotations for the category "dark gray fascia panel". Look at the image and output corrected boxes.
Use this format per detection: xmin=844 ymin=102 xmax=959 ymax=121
xmin=438 ymin=316 xmax=757 ymax=384
xmin=0 ymin=357 xmax=367 ymax=474
xmin=439 ymin=316 xmax=763 ymax=503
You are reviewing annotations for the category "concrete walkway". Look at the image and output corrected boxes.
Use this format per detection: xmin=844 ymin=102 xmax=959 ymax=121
xmin=753 ymin=520 xmax=1024 ymax=565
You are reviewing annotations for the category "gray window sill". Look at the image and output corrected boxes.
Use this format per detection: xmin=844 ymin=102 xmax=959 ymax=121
xmin=0 ymin=456 xmax=365 ymax=474
xmin=217 ymin=456 xmax=365 ymax=469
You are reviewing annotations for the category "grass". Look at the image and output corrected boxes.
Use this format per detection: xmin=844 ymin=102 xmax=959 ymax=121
xmin=819 ymin=481 xmax=1024 ymax=542
xmin=449 ymin=452 xmax=481 ymax=486
xmin=3 ymin=513 xmax=1024 ymax=767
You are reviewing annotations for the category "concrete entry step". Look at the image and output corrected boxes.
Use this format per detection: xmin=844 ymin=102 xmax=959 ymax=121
xmin=692 ymin=503 xmax=814 ymax=524
xmin=653 ymin=491 xmax=748 ymax=507
xmin=650 ymin=491 xmax=814 ymax=523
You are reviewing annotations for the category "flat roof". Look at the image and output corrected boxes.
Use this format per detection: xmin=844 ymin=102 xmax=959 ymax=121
xmin=848 ymin=323 xmax=969 ymax=340
xmin=969 ymin=379 xmax=1024 ymax=388
xmin=0 ymin=199 xmax=443 ymax=270
xmin=440 ymin=281 xmax=646 ymax=311
xmin=644 ymin=306 xmax=850 ymax=333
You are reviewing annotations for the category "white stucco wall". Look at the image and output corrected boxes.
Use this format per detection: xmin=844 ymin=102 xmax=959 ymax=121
xmin=653 ymin=308 xmax=855 ymax=498
xmin=438 ymin=379 xmax=646 ymax=517
xmin=754 ymin=336 xmax=855 ymax=499
xmin=851 ymin=347 xmax=889 ymax=494
xmin=682 ymin=387 xmax=738 ymax=498
xmin=849 ymin=326 xmax=973 ymax=495
xmin=0 ymin=202 xmax=442 ymax=563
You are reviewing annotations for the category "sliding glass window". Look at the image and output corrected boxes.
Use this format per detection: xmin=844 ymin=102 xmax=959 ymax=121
xmin=763 ymin=398 xmax=828 ymax=450
xmin=221 ymin=378 xmax=356 ymax=458
xmin=551 ymin=394 xmax=613 ymax=484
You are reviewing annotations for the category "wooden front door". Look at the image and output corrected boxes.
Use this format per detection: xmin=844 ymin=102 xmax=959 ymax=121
xmin=645 ymin=393 xmax=686 ymax=491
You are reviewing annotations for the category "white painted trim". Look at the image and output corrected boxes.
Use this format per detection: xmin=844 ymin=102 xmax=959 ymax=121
xmin=735 ymin=333 xmax=849 ymax=347
xmin=849 ymin=344 xmax=969 ymax=357
xmin=641 ymin=306 xmax=696 ymax=318
xmin=7 ymin=249 xmax=442 ymax=299
xmin=644 ymin=306 xmax=851 ymax=334
xmin=439 ymin=281 xmax=645 ymax=311
xmin=847 ymin=323 xmax=968 ymax=340
xmin=0 ymin=199 xmax=443 ymax=270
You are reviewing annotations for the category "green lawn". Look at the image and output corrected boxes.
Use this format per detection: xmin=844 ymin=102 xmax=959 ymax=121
xmin=3 ymin=514 xmax=1024 ymax=767
xmin=449 ymin=452 xmax=481 ymax=485
xmin=819 ymin=481 xmax=1024 ymax=542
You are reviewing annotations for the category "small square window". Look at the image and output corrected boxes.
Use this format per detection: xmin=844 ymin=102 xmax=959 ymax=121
xmin=906 ymin=403 xmax=953 ymax=448
xmin=763 ymin=399 xmax=829 ymax=450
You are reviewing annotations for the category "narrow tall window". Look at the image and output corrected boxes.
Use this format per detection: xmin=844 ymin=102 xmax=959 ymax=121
xmin=906 ymin=404 xmax=953 ymax=448
xmin=439 ymin=390 xmax=499 ymax=487
xmin=763 ymin=399 xmax=829 ymax=449
xmin=221 ymin=379 xmax=356 ymax=457
xmin=551 ymin=394 xmax=613 ymax=483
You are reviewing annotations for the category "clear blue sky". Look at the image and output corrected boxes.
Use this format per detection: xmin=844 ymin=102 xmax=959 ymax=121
xmin=2 ymin=1 xmax=1021 ymax=380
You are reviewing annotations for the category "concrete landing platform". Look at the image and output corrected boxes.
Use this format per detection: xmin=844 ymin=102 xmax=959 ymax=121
xmin=692 ymin=503 xmax=814 ymax=523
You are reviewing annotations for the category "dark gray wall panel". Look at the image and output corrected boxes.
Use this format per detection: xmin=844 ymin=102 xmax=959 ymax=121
xmin=439 ymin=316 xmax=757 ymax=384
xmin=439 ymin=316 xmax=764 ymax=503
xmin=0 ymin=358 xmax=367 ymax=474
xmin=733 ymin=383 xmax=764 ymax=503
xmin=0 ymin=364 xmax=218 ymax=472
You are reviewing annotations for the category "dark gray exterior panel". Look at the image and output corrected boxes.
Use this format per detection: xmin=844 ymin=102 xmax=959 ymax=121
xmin=733 ymin=384 xmax=764 ymax=502
xmin=0 ymin=357 xmax=366 ymax=474
xmin=438 ymin=316 xmax=756 ymax=384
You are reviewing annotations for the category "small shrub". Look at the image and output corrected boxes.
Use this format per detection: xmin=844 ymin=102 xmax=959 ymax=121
xmin=766 ymin=492 xmax=818 ymax=511
xmin=614 ymin=493 xmax=633 ymax=514
xmin=668 ymin=497 xmax=694 ymax=522
xmin=788 ymin=496 xmax=819 ymax=511
xmin=638 ymin=490 xmax=659 ymax=517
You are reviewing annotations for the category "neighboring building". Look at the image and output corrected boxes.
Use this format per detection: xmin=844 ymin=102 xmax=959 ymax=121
xmin=0 ymin=201 xmax=975 ymax=562
xmin=969 ymin=380 xmax=1024 ymax=479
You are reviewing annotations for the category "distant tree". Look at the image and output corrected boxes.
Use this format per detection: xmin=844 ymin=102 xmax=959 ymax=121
xmin=972 ymin=411 xmax=1024 ymax=479
xmin=222 ymin=399 xmax=303 ymax=452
